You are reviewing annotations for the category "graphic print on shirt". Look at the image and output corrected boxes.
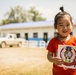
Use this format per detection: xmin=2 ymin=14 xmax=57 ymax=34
xmin=57 ymin=45 xmax=76 ymax=69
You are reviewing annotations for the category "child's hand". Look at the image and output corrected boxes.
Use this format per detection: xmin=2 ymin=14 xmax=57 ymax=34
xmin=53 ymin=57 xmax=68 ymax=70
xmin=53 ymin=57 xmax=63 ymax=65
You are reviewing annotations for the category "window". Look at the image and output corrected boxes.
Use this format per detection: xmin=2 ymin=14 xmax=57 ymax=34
xmin=70 ymin=32 xmax=73 ymax=35
xmin=43 ymin=32 xmax=48 ymax=43
xmin=16 ymin=33 xmax=20 ymax=38
xmin=3 ymin=33 xmax=6 ymax=37
xmin=54 ymin=32 xmax=59 ymax=37
xmin=33 ymin=33 xmax=38 ymax=38
xmin=25 ymin=33 xmax=28 ymax=40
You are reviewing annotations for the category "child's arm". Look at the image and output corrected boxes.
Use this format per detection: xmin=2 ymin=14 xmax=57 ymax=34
xmin=47 ymin=51 xmax=63 ymax=65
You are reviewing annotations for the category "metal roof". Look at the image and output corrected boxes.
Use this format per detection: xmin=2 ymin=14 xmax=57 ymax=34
xmin=0 ymin=20 xmax=54 ymax=30
xmin=0 ymin=18 xmax=76 ymax=30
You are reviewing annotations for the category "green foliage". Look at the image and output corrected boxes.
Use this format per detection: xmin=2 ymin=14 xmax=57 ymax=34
xmin=28 ymin=7 xmax=46 ymax=21
xmin=1 ymin=6 xmax=46 ymax=25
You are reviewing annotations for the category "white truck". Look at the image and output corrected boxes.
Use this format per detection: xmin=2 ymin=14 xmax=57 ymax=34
xmin=0 ymin=34 xmax=25 ymax=48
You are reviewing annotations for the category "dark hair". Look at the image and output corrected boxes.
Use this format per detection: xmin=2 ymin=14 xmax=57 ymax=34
xmin=54 ymin=6 xmax=72 ymax=29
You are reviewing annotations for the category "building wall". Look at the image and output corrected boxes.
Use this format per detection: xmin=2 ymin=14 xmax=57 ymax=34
xmin=0 ymin=26 xmax=54 ymax=42
xmin=0 ymin=24 xmax=76 ymax=42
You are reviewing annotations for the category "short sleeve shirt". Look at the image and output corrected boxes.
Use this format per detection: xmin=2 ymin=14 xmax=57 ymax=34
xmin=47 ymin=35 xmax=76 ymax=75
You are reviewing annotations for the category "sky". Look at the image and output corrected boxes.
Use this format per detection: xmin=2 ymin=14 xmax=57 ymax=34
xmin=0 ymin=0 xmax=76 ymax=21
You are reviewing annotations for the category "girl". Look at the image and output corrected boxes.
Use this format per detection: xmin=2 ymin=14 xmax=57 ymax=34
xmin=47 ymin=7 xmax=76 ymax=75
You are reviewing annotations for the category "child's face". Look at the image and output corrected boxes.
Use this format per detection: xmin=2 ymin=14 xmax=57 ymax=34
xmin=56 ymin=15 xmax=73 ymax=37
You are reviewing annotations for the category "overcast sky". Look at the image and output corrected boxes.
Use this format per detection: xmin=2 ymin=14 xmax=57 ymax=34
xmin=0 ymin=0 xmax=76 ymax=21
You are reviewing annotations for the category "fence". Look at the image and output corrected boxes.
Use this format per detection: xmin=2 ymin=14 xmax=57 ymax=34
xmin=22 ymin=40 xmax=49 ymax=48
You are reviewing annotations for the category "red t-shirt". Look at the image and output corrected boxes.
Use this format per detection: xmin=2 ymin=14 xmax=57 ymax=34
xmin=47 ymin=35 xmax=76 ymax=75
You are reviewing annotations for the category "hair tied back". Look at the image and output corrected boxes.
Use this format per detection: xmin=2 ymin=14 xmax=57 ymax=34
xmin=60 ymin=6 xmax=64 ymax=12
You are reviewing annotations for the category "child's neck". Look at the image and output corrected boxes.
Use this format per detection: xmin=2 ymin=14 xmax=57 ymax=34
xmin=58 ymin=34 xmax=70 ymax=41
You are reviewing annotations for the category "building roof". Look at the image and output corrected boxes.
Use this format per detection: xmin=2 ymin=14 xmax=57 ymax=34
xmin=0 ymin=20 xmax=54 ymax=30
xmin=0 ymin=18 xmax=76 ymax=30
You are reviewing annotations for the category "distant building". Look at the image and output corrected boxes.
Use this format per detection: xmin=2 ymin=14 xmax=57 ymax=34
xmin=0 ymin=20 xmax=76 ymax=43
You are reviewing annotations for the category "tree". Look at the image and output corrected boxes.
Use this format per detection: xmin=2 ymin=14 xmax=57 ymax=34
xmin=1 ymin=6 xmax=46 ymax=25
xmin=6 ymin=6 xmax=28 ymax=23
xmin=28 ymin=6 xmax=46 ymax=21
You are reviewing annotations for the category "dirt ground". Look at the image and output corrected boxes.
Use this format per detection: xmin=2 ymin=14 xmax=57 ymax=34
xmin=0 ymin=47 xmax=53 ymax=75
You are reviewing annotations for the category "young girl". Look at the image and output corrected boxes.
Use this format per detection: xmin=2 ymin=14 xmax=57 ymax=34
xmin=47 ymin=7 xmax=76 ymax=75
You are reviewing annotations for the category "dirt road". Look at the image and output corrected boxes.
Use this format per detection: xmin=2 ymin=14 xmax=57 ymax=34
xmin=0 ymin=47 xmax=52 ymax=75
xmin=0 ymin=47 xmax=48 ymax=65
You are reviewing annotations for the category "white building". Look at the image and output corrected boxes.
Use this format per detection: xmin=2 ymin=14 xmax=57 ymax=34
xmin=0 ymin=20 xmax=76 ymax=43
